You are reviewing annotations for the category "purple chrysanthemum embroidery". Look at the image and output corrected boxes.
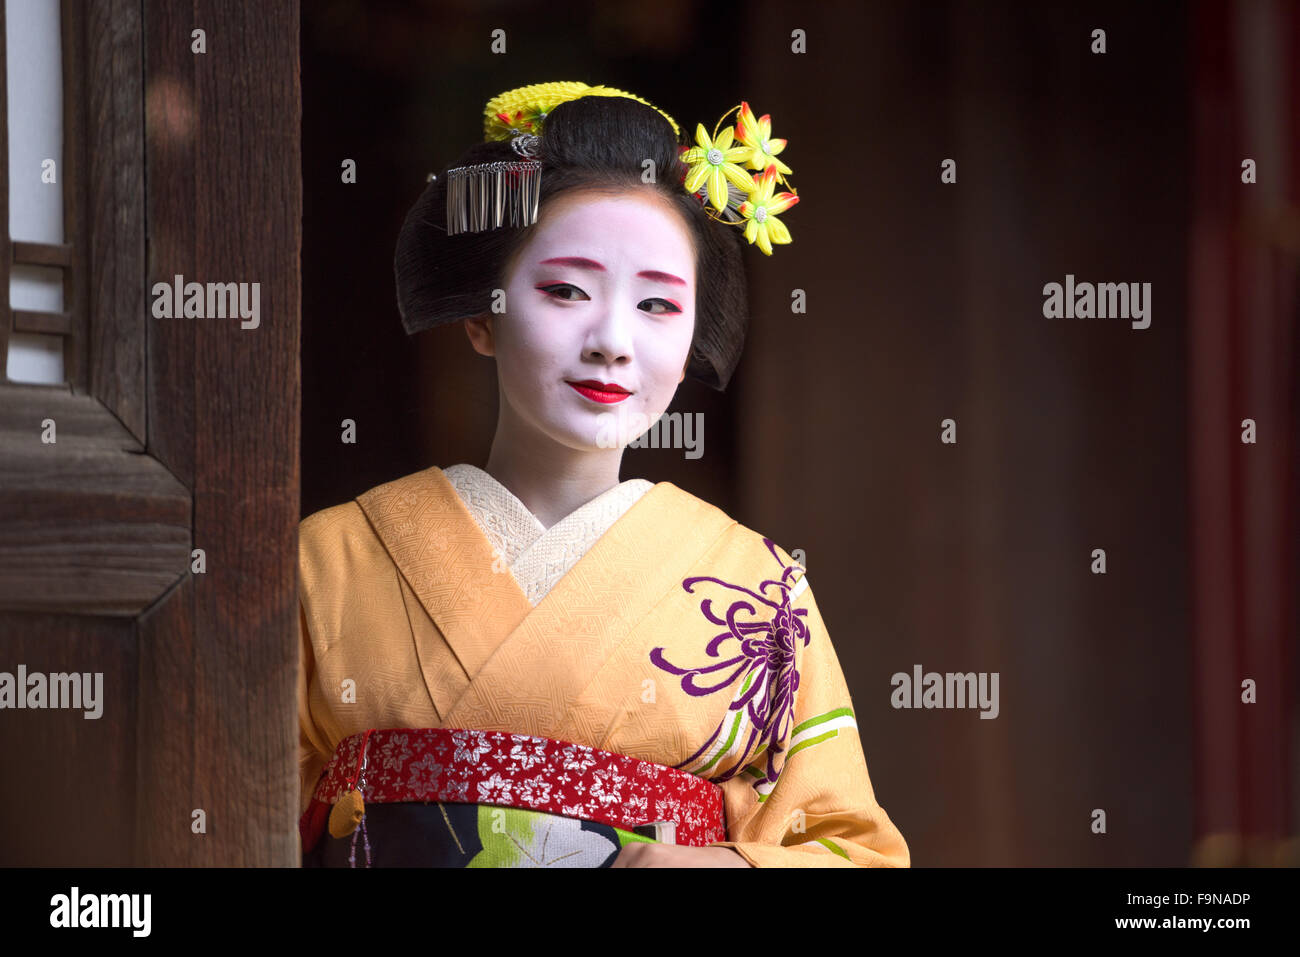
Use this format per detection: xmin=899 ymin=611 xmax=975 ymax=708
xmin=650 ymin=538 xmax=809 ymax=789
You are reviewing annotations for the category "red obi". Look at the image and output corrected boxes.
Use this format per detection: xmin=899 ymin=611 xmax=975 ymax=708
xmin=300 ymin=727 xmax=728 ymax=855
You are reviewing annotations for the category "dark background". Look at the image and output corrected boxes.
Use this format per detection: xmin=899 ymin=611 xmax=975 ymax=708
xmin=300 ymin=0 xmax=1298 ymax=866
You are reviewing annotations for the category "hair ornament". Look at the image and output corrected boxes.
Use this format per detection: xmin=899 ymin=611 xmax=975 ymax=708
xmin=679 ymin=102 xmax=799 ymax=255
xmin=444 ymin=81 xmax=799 ymax=254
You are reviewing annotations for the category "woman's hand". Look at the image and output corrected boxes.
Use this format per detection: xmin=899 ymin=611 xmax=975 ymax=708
xmin=610 ymin=842 xmax=753 ymax=867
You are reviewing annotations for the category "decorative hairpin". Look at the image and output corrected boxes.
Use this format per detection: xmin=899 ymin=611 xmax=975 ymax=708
xmin=443 ymin=81 xmax=799 ymax=255
xmin=679 ymin=102 xmax=799 ymax=256
xmin=444 ymin=160 xmax=542 ymax=235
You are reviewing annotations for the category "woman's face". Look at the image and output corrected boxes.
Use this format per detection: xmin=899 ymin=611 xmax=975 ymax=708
xmin=470 ymin=189 xmax=697 ymax=453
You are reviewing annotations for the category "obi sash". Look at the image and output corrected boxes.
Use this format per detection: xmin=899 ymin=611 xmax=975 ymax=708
xmin=300 ymin=728 xmax=728 ymax=867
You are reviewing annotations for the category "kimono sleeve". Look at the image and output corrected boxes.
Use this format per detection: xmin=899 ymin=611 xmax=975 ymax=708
xmin=708 ymin=578 xmax=910 ymax=868
xmin=298 ymin=599 xmax=331 ymax=819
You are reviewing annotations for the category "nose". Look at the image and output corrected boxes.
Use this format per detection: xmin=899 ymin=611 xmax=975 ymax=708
xmin=581 ymin=299 xmax=635 ymax=367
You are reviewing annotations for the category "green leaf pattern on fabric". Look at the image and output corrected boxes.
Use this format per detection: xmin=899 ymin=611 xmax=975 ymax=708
xmin=467 ymin=805 xmax=653 ymax=867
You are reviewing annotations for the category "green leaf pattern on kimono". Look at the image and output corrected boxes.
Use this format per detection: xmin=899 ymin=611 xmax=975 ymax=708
xmin=466 ymin=805 xmax=652 ymax=867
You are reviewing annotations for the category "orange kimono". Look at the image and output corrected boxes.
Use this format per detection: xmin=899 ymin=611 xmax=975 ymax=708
xmin=298 ymin=465 xmax=909 ymax=867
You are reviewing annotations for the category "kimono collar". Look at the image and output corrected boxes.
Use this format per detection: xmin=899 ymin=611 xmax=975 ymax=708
xmin=441 ymin=464 xmax=653 ymax=606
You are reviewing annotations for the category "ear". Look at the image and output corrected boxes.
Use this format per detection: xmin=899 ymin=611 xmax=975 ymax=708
xmin=464 ymin=312 xmax=495 ymax=357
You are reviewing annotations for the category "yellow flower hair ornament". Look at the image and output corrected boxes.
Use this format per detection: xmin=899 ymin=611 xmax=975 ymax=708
xmin=443 ymin=82 xmax=800 ymax=254
xmin=679 ymin=102 xmax=799 ymax=256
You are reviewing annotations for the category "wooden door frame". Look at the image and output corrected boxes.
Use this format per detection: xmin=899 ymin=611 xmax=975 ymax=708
xmin=135 ymin=0 xmax=301 ymax=866
xmin=0 ymin=0 xmax=301 ymax=866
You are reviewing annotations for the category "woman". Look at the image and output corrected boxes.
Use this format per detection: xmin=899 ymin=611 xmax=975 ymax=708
xmin=298 ymin=81 xmax=909 ymax=867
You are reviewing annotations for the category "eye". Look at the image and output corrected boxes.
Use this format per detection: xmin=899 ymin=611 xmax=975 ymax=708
xmin=537 ymin=282 xmax=588 ymax=301
xmin=640 ymin=298 xmax=682 ymax=315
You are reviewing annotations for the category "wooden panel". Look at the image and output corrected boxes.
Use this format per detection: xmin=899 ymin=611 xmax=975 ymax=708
xmin=12 ymin=310 xmax=72 ymax=335
xmin=1189 ymin=0 xmax=1299 ymax=867
xmin=12 ymin=241 xmax=73 ymax=267
xmin=0 ymin=1 xmax=11 ymax=373
xmin=141 ymin=2 xmax=194 ymax=486
xmin=0 ymin=384 xmax=190 ymax=615
xmin=0 ymin=382 xmax=142 ymax=451
xmin=739 ymin=1 xmax=1193 ymax=865
xmin=83 ymin=0 xmax=147 ymax=441
xmin=139 ymin=0 xmax=301 ymax=866
xmin=134 ymin=576 xmax=197 ymax=863
xmin=0 ymin=611 xmax=137 ymax=865
xmin=60 ymin=0 xmax=87 ymax=390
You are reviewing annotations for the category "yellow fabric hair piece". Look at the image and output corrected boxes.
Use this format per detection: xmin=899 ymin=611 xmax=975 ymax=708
xmin=483 ymin=80 xmax=681 ymax=140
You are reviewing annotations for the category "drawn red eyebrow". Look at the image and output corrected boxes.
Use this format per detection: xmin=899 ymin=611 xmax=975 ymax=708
xmin=638 ymin=270 xmax=687 ymax=287
xmin=537 ymin=256 xmax=686 ymax=287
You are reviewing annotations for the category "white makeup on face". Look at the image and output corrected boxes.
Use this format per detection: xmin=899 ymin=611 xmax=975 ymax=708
xmin=493 ymin=189 xmax=697 ymax=453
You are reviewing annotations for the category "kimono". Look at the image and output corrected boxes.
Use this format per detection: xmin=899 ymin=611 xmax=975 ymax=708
xmin=297 ymin=464 xmax=910 ymax=867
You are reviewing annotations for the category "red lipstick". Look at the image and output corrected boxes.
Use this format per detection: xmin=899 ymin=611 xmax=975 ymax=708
xmin=566 ymin=379 xmax=632 ymax=404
